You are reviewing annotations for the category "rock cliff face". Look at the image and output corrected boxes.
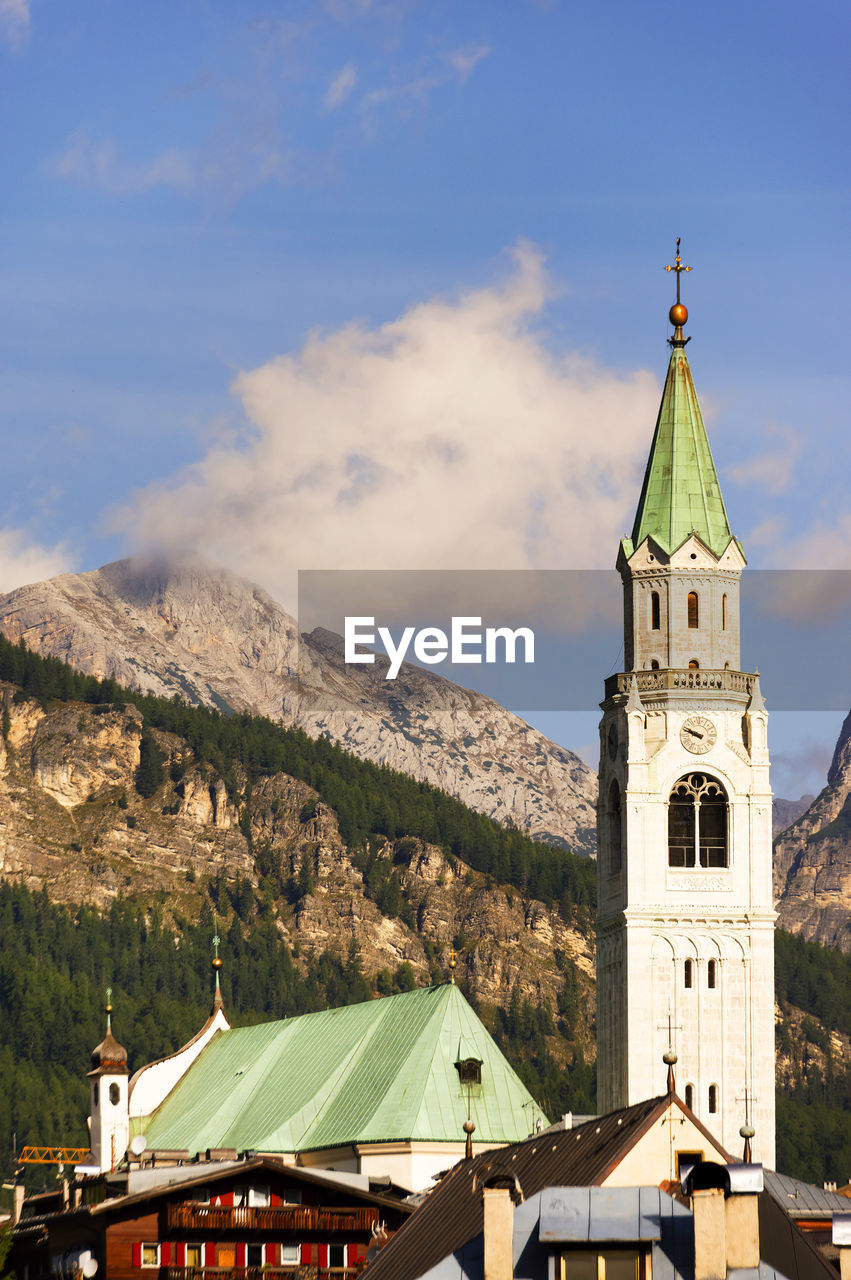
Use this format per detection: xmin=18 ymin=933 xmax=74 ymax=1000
xmin=774 ymin=708 xmax=851 ymax=950
xmin=0 ymin=559 xmax=596 ymax=853
xmin=0 ymin=685 xmax=593 ymax=1030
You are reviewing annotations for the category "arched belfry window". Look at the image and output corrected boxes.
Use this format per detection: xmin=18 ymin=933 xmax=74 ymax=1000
xmin=650 ymin=659 xmax=660 ymax=670
xmin=685 ymin=1084 xmax=694 ymax=1110
xmin=668 ymin=773 xmax=728 ymax=868
xmin=651 ymin=591 xmax=660 ymax=631
xmin=687 ymin=592 xmax=699 ymax=628
xmin=707 ymin=959 xmax=717 ymax=989
xmin=608 ymin=780 xmax=622 ymax=875
xmin=684 ymin=959 xmax=693 ymax=989
xmin=708 ymin=1084 xmax=718 ymax=1114
xmin=688 ymin=659 xmax=700 ymax=670
xmin=722 ymin=594 xmax=727 ymax=630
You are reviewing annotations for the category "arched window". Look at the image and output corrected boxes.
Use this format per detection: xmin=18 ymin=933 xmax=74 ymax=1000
xmin=685 ymin=1084 xmax=694 ymax=1110
xmin=668 ymin=773 xmax=728 ymax=868
xmin=687 ymin=592 xmax=699 ymax=628
xmin=707 ymin=959 xmax=717 ymax=989
xmin=650 ymin=659 xmax=660 ymax=671
xmin=608 ymin=780 xmax=622 ymax=875
xmin=651 ymin=591 xmax=660 ymax=631
xmin=688 ymin=659 xmax=700 ymax=670
xmin=722 ymin=593 xmax=727 ymax=630
xmin=708 ymin=1084 xmax=718 ymax=1114
xmin=684 ymin=959 xmax=693 ymax=989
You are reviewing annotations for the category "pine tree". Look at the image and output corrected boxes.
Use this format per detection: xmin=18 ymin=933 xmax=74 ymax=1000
xmin=135 ymin=733 xmax=164 ymax=798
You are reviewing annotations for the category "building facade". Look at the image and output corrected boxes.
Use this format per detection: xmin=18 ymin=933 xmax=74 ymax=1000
xmin=595 ymin=260 xmax=776 ymax=1167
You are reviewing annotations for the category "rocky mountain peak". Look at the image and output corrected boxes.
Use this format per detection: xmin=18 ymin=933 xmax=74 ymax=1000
xmin=0 ymin=558 xmax=597 ymax=853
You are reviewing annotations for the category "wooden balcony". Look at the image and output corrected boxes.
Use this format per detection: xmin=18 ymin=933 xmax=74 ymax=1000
xmin=166 ymin=1269 xmax=359 ymax=1279
xmin=167 ymin=1202 xmax=378 ymax=1234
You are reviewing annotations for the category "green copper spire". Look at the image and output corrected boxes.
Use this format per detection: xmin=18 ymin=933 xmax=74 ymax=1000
xmin=627 ymin=243 xmax=735 ymax=559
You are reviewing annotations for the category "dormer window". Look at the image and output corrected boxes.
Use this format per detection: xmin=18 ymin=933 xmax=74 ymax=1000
xmin=557 ymin=1248 xmax=641 ymax=1280
xmin=455 ymin=1057 xmax=483 ymax=1086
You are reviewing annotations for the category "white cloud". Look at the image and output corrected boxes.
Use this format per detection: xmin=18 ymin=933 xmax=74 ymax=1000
xmin=447 ymin=43 xmax=491 ymax=83
xmin=52 ymin=133 xmax=196 ymax=197
xmin=110 ymin=243 xmax=660 ymax=606
xmin=780 ymin=513 xmax=851 ymax=570
xmin=727 ymin=424 xmax=801 ymax=497
xmin=324 ymin=62 xmax=358 ymax=108
xmin=0 ymin=0 xmax=30 ymax=50
xmin=0 ymin=528 xmax=72 ymax=595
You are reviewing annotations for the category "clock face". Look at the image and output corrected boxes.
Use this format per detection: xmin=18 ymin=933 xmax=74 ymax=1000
xmin=607 ymin=722 xmax=618 ymax=760
xmin=680 ymin=715 xmax=717 ymax=754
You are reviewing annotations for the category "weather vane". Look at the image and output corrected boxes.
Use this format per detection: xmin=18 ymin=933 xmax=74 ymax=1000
xmin=665 ymin=237 xmax=692 ymax=302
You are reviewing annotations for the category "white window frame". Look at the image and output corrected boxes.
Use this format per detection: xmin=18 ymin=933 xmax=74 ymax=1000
xmin=141 ymin=1243 xmax=160 ymax=1268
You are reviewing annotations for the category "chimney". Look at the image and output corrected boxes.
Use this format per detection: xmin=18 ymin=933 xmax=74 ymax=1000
xmin=482 ymin=1186 xmax=513 ymax=1280
xmin=12 ymin=1182 xmax=25 ymax=1225
xmin=724 ymin=1166 xmax=762 ymax=1271
xmin=692 ymin=1188 xmax=727 ymax=1280
xmin=688 ymin=1162 xmax=763 ymax=1279
xmin=833 ymin=1212 xmax=851 ymax=1280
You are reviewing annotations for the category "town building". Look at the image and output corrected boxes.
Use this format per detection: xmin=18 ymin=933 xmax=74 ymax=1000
xmin=10 ymin=1154 xmax=413 ymax=1279
xmin=595 ymin=244 xmax=776 ymax=1166
xmin=96 ymin=978 xmax=545 ymax=1194
xmin=365 ymin=1066 xmax=835 ymax=1280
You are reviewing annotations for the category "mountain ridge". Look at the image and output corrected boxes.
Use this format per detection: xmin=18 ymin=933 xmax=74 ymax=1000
xmin=0 ymin=558 xmax=596 ymax=854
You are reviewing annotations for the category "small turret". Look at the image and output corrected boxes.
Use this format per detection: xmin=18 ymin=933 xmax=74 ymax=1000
xmin=87 ymin=989 xmax=130 ymax=1173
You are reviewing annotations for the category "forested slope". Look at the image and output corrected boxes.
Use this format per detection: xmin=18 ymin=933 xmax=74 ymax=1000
xmin=1 ymin=635 xmax=850 ymax=1186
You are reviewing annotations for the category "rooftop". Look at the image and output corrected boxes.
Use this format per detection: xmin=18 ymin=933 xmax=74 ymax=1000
xmin=139 ymin=983 xmax=543 ymax=1156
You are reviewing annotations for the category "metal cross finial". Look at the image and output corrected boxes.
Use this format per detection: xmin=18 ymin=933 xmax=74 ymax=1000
xmin=657 ymin=1006 xmax=683 ymax=1052
xmin=665 ymin=237 xmax=692 ymax=304
xmin=105 ymin=985 xmax=113 ymax=1029
xmin=212 ymin=933 xmax=220 ymax=960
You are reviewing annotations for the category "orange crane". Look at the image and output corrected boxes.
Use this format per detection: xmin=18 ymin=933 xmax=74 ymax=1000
xmin=18 ymin=1147 xmax=93 ymax=1166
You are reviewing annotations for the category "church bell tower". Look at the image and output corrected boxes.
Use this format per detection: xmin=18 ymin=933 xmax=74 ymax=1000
xmin=596 ymin=243 xmax=776 ymax=1167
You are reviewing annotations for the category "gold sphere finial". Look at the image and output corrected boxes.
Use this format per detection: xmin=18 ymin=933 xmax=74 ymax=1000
xmin=664 ymin=237 xmax=692 ymax=328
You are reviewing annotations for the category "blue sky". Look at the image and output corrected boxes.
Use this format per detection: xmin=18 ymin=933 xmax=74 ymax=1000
xmin=1 ymin=0 xmax=848 ymax=793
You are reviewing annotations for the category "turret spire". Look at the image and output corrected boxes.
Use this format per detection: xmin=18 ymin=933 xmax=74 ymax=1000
xmin=625 ymin=243 xmax=735 ymax=559
xmin=212 ymin=925 xmax=224 ymax=1012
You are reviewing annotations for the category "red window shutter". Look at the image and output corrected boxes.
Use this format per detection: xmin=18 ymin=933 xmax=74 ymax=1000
xmin=319 ymin=1244 xmax=329 ymax=1268
xmin=205 ymin=1241 xmax=216 ymax=1266
xmin=131 ymin=1243 xmax=142 ymax=1268
xmin=270 ymin=1191 xmax=280 ymax=1206
xmin=265 ymin=1243 xmax=277 ymax=1265
xmin=301 ymin=1243 xmax=311 ymax=1264
xmin=175 ymin=1243 xmax=186 ymax=1266
xmin=160 ymin=1243 xmax=172 ymax=1266
xmin=236 ymin=1243 xmax=246 ymax=1267
xmin=222 ymin=1191 xmax=234 ymax=1207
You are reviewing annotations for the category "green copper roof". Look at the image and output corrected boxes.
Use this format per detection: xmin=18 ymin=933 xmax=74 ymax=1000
xmin=139 ymin=984 xmax=543 ymax=1154
xmin=628 ymin=342 xmax=734 ymax=558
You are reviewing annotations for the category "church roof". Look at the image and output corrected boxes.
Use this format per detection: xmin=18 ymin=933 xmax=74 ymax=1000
xmin=138 ymin=983 xmax=543 ymax=1155
xmin=626 ymin=341 xmax=734 ymax=558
